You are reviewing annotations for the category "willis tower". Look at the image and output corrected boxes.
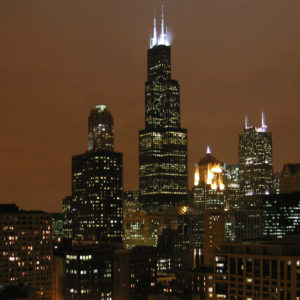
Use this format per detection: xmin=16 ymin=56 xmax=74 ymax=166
xmin=139 ymin=6 xmax=188 ymax=212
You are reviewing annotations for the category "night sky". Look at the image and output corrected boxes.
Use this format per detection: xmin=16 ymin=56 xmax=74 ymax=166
xmin=1 ymin=0 xmax=299 ymax=212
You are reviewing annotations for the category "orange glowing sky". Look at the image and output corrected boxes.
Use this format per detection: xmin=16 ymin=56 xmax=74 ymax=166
xmin=0 ymin=0 xmax=299 ymax=212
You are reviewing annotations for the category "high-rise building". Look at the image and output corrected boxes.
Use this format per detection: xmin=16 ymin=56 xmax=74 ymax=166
xmin=139 ymin=7 xmax=188 ymax=212
xmin=238 ymin=112 xmax=274 ymax=196
xmin=0 ymin=204 xmax=52 ymax=300
xmin=70 ymin=105 xmax=123 ymax=246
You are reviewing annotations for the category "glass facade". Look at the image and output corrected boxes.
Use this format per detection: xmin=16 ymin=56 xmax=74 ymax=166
xmin=139 ymin=44 xmax=188 ymax=211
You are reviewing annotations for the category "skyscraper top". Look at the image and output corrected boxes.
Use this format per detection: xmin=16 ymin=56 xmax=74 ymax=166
xmin=244 ymin=111 xmax=268 ymax=133
xmin=150 ymin=5 xmax=170 ymax=48
xmin=88 ymin=105 xmax=114 ymax=151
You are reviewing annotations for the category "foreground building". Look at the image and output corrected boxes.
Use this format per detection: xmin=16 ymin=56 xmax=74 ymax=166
xmin=238 ymin=112 xmax=274 ymax=196
xmin=139 ymin=7 xmax=188 ymax=211
xmin=213 ymin=238 xmax=300 ymax=299
xmin=0 ymin=204 xmax=52 ymax=300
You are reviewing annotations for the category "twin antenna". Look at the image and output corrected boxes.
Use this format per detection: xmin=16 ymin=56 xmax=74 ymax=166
xmin=245 ymin=111 xmax=268 ymax=132
xmin=150 ymin=5 xmax=169 ymax=48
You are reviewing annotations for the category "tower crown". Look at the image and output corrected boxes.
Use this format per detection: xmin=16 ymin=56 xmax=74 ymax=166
xmin=150 ymin=5 xmax=170 ymax=48
xmin=88 ymin=105 xmax=114 ymax=151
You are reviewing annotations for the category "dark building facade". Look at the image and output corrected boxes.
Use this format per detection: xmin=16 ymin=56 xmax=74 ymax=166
xmin=70 ymin=105 xmax=123 ymax=246
xmin=64 ymin=247 xmax=114 ymax=300
xmin=262 ymin=192 xmax=300 ymax=239
xmin=139 ymin=10 xmax=188 ymax=211
xmin=0 ymin=204 xmax=52 ymax=300
xmin=238 ymin=112 xmax=274 ymax=196
xmin=280 ymin=163 xmax=300 ymax=193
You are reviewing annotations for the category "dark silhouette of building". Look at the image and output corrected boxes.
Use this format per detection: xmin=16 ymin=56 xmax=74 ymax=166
xmin=0 ymin=204 xmax=52 ymax=300
xmin=280 ymin=163 xmax=300 ymax=193
xmin=70 ymin=105 xmax=123 ymax=246
xmin=139 ymin=8 xmax=188 ymax=212
xmin=262 ymin=192 xmax=300 ymax=239
xmin=238 ymin=112 xmax=274 ymax=196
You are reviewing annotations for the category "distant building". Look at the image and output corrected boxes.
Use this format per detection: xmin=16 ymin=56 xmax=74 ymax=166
xmin=238 ymin=112 xmax=274 ymax=196
xmin=51 ymin=213 xmax=63 ymax=241
xmin=0 ymin=204 xmax=52 ymax=300
xmin=62 ymin=196 xmax=72 ymax=239
xmin=192 ymin=148 xmax=228 ymax=260
xmin=139 ymin=8 xmax=188 ymax=212
xmin=193 ymin=147 xmax=225 ymax=210
xmin=280 ymin=163 xmax=300 ymax=193
xmin=213 ymin=238 xmax=300 ymax=299
xmin=70 ymin=105 xmax=123 ymax=246
xmin=223 ymin=164 xmax=240 ymax=209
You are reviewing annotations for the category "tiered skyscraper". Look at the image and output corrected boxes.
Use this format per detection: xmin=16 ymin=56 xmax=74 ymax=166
xmin=71 ymin=105 xmax=122 ymax=245
xmin=238 ymin=112 xmax=274 ymax=196
xmin=139 ymin=7 xmax=188 ymax=211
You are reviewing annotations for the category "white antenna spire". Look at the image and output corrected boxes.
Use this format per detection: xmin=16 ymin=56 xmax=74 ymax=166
xmin=150 ymin=7 xmax=158 ymax=48
xmin=261 ymin=110 xmax=267 ymax=127
xmin=159 ymin=4 xmax=166 ymax=45
xmin=161 ymin=4 xmax=165 ymax=36
xmin=206 ymin=145 xmax=211 ymax=154
xmin=245 ymin=115 xmax=249 ymax=129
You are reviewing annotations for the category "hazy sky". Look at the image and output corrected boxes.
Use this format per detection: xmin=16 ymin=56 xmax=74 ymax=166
xmin=0 ymin=0 xmax=299 ymax=212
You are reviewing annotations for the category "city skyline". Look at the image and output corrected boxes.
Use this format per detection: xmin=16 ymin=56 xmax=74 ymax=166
xmin=1 ymin=0 xmax=300 ymax=212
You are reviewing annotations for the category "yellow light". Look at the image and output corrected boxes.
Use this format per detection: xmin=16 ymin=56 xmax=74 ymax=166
xmin=194 ymin=171 xmax=200 ymax=186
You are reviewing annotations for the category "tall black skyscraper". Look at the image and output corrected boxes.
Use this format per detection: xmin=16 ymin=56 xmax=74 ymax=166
xmin=139 ymin=7 xmax=188 ymax=211
xmin=239 ymin=112 xmax=274 ymax=196
xmin=71 ymin=105 xmax=123 ymax=246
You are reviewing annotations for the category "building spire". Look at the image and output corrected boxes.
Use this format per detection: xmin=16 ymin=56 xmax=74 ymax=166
xmin=150 ymin=5 xmax=170 ymax=48
xmin=206 ymin=145 xmax=211 ymax=154
xmin=245 ymin=115 xmax=249 ymax=129
xmin=261 ymin=110 xmax=267 ymax=128
xmin=150 ymin=7 xmax=158 ymax=48
xmin=161 ymin=4 xmax=165 ymax=38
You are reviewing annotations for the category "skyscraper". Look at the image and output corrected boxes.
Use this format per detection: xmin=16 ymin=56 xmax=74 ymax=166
xmin=139 ymin=7 xmax=188 ymax=211
xmin=238 ymin=112 xmax=274 ymax=196
xmin=71 ymin=105 xmax=122 ymax=246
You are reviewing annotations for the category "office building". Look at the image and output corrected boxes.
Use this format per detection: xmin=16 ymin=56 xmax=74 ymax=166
xmin=139 ymin=7 xmax=188 ymax=211
xmin=70 ymin=105 xmax=123 ymax=246
xmin=238 ymin=112 xmax=274 ymax=196
xmin=0 ymin=204 xmax=52 ymax=300
xmin=213 ymin=238 xmax=300 ymax=299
